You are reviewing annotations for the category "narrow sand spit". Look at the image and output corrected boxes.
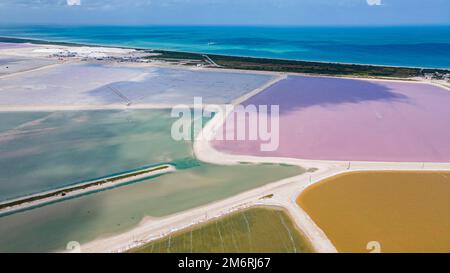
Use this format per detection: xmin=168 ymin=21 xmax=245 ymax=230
xmin=0 ymin=165 xmax=175 ymax=216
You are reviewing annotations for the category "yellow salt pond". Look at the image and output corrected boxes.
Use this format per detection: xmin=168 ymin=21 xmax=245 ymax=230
xmin=297 ymin=171 xmax=450 ymax=253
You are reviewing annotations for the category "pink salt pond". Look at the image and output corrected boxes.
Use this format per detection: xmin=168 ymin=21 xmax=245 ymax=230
xmin=212 ymin=76 xmax=450 ymax=162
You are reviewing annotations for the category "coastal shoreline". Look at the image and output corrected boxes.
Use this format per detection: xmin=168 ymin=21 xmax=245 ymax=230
xmin=0 ymin=36 xmax=450 ymax=75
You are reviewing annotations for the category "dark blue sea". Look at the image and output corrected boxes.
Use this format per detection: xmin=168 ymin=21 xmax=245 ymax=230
xmin=1 ymin=25 xmax=450 ymax=68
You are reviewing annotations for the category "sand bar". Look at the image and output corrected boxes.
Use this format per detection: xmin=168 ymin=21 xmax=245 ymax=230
xmin=0 ymin=164 xmax=175 ymax=216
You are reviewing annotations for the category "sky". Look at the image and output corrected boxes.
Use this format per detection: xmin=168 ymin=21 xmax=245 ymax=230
xmin=0 ymin=0 xmax=449 ymax=26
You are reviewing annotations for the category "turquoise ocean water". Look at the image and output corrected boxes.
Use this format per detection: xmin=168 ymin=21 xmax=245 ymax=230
xmin=1 ymin=25 xmax=450 ymax=68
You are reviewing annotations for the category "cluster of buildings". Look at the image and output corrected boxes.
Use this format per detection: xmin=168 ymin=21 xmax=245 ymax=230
xmin=41 ymin=47 xmax=159 ymax=63
xmin=43 ymin=47 xmax=213 ymax=67
xmin=423 ymin=71 xmax=450 ymax=82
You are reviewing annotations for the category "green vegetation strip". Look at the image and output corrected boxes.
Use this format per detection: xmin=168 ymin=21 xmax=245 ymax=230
xmin=150 ymin=50 xmax=449 ymax=78
xmin=0 ymin=165 xmax=170 ymax=211
xmin=2 ymin=36 xmax=447 ymax=78
xmin=131 ymin=207 xmax=314 ymax=253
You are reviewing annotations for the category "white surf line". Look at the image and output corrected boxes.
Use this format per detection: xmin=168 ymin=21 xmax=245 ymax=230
xmin=0 ymin=164 xmax=175 ymax=217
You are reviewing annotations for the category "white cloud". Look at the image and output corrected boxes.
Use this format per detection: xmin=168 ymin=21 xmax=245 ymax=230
xmin=67 ymin=0 xmax=81 ymax=6
xmin=366 ymin=0 xmax=382 ymax=6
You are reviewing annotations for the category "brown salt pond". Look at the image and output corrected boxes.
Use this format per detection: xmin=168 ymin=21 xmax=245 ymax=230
xmin=297 ymin=171 xmax=450 ymax=253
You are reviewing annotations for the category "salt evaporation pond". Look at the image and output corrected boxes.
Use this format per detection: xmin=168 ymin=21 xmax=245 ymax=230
xmin=0 ymin=158 xmax=302 ymax=253
xmin=297 ymin=171 xmax=450 ymax=253
xmin=213 ymin=75 xmax=450 ymax=162
xmin=0 ymin=110 xmax=192 ymax=201
xmin=0 ymin=63 xmax=274 ymax=106
xmin=132 ymin=207 xmax=314 ymax=253
xmin=0 ymin=109 xmax=304 ymax=252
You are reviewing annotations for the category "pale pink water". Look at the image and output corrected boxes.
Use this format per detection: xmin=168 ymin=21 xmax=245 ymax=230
xmin=212 ymin=76 xmax=450 ymax=162
xmin=0 ymin=43 xmax=33 ymax=49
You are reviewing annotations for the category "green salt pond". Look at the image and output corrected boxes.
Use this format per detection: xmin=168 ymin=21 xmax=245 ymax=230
xmin=0 ymin=162 xmax=302 ymax=252
xmin=0 ymin=110 xmax=304 ymax=252
xmin=132 ymin=207 xmax=314 ymax=253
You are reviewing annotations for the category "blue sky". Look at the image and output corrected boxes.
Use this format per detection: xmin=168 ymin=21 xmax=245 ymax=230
xmin=0 ymin=0 xmax=449 ymax=26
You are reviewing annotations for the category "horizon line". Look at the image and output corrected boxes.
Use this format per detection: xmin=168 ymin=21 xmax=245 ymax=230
xmin=1 ymin=23 xmax=450 ymax=28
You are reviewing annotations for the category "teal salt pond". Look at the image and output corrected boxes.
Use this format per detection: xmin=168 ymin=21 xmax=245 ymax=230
xmin=0 ymin=110 xmax=303 ymax=252
xmin=0 ymin=110 xmax=194 ymax=201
